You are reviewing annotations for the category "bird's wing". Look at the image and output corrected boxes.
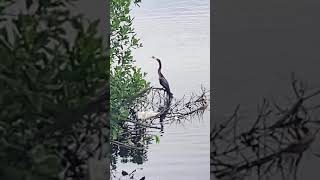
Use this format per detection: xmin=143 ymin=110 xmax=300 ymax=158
xmin=160 ymin=76 xmax=170 ymax=91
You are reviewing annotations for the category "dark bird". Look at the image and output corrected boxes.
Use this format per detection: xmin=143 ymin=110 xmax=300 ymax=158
xmin=152 ymin=56 xmax=173 ymax=98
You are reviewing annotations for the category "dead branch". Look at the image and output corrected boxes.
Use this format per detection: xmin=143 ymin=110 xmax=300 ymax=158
xmin=111 ymin=86 xmax=210 ymax=171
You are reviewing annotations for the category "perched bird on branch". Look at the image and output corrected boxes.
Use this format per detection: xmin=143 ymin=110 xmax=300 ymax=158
xmin=152 ymin=56 xmax=173 ymax=99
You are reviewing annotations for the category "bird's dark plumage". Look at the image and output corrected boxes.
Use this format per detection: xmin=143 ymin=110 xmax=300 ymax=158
xmin=152 ymin=56 xmax=173 ymax=98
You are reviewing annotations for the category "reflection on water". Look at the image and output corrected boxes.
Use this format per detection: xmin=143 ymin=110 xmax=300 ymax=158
xmin=113 ymin=0 xmax=210 ymax=180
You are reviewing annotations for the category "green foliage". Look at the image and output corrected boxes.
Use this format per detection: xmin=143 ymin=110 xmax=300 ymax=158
xmin=110 ymin=0 xmax=149 ymax=138
xmin=154 ymin=135 xmax=160 ymax=144
xmin=0 ymin=0 xmax=106 ymax=179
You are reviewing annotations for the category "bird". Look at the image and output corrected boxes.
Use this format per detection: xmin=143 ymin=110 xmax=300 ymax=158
xmin=137 ymin=111 xmax=159 ymax=120
xmin=152 ymin=56 xmax=173 ymax=99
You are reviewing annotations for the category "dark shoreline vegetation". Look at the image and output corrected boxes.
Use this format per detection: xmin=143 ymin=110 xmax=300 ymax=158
xmin=0 ymin=0 xmax=108 ymax=179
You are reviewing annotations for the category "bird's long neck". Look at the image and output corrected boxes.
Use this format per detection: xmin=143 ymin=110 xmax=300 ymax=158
xmin=157 ymin=59 xmax=163 ymax=76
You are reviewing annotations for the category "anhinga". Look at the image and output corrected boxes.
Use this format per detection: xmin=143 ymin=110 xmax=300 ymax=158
xmin=152 ymin=56 xmax=173 ymax=99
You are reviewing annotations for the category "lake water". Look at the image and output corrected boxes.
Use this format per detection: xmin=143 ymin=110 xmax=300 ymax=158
xmin=213 ymin=0 xmax=320 ymax=179
xmin=74 ymin=0 xmax=320 ymax=179
xmin=114 ymin=0 xmax=210 ymax=180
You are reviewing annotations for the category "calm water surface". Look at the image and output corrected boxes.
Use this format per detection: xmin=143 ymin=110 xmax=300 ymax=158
xmin=214 ymin=0 xmax=320 ymax=179
xmin=115 ymin=0 xmax=210 ymax=180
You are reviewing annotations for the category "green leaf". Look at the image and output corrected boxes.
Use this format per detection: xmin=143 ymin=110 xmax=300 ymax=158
xmin=154 ymin=135 xmax=160 ymax=144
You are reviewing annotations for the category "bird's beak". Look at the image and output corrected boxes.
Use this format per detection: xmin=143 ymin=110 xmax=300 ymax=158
xmin=151 ymin=56 xmax=160 ymax=61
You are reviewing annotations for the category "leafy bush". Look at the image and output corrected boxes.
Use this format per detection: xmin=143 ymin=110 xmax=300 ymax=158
xmin=0 ymin=0 xmax=148 ymax=178
xmin=0 ymin=0 xmax=106 ymax=179
xmin=110 ymin=0 xmax=149 ymax=139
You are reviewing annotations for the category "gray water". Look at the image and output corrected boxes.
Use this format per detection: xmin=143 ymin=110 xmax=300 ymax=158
xmin=213 ymin=0 xmax=320 ymax=179
xmin=114 ymin=0 xmax=210 ymax=180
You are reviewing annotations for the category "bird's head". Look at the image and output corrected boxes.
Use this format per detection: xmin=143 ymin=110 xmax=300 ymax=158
xmin=151 ymin=56 xmax=161 ymax=62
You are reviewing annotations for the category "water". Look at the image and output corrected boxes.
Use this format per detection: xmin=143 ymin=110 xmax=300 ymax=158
xmin=213 ymin=0 xmax=320 ymax=179
xmin=114 ymin=0 xmax=210 ymax=179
